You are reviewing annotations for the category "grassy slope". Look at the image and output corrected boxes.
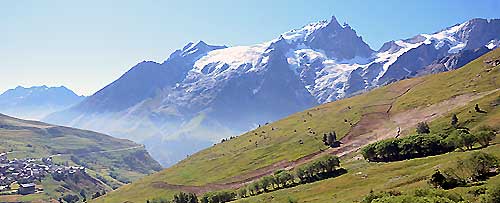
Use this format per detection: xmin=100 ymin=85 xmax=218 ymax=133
xmin=0 ymin=114 xmax=162 ymax=201
xmin=97 ymin=48 xmax=500 ymax=203
xmin=236 ymin=82 xmax=500 ymax=203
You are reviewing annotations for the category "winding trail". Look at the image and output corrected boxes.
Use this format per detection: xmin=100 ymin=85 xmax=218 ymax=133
xmin=151 ymin=82 xmax=499 ymax=194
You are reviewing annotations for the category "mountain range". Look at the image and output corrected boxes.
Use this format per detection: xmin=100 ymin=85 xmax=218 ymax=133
xmin=0 ymin=85 xmax=85 ymax=120
xmin=45 ymin=17 xmax=500 ymax=166
xmin=94 ymin=40 xmax=500 ymax=203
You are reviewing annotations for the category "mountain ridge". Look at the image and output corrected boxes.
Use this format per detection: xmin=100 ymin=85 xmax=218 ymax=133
xmin=45 ymin=17 xmax=500 ymax=166
xmin=94 ymin=45 xmax=500 ymax=203
xmin=0 ymin=85 xmax=85 ymax=120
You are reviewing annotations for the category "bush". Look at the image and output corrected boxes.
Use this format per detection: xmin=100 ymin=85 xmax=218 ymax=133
xmin=362 ymin=188 xmax=463 ymax=203
xmin=430 ymin=152 xmax=499 ymax=189
xmin=475 ymin=130 xmax=496 ymax=148
xmin=482 ymin=185 xmax=500 ymax=203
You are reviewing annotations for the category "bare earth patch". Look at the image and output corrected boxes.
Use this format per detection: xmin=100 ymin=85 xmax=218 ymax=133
xmin=151 ymin=83 xmax=499 ymax=194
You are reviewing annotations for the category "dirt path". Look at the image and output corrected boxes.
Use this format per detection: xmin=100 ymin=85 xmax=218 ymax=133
xmin=151 ymin=85 xmax=499 ymax=194
xmin=50 ymin=145 xmax=144 ymax=157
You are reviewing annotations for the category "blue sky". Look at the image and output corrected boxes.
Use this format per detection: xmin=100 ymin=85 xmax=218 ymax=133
xmin=1 ymin=0 xmax=499 ymax=96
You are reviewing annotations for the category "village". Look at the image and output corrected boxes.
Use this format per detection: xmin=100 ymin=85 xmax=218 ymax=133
xmin=0 ymin=152 xmax=85 ymax=195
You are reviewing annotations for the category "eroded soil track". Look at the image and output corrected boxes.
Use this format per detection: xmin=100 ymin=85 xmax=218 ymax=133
xmin=151 ymin=80 xmax=499 ymax=194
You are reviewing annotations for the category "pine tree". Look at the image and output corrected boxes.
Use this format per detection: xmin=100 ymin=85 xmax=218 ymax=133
xmin=451 ymin=114 xmax=458 ymax=128
xmin=327 ymin=131 xmax=337 ymax=147
xmin=416 ymin=122 xmax=431 ymax=134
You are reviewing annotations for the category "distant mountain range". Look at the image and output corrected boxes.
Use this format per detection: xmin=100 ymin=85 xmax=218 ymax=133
xmin=45 ymin=17 xmax=500 ymax=166
xmin=0 ymin=85 xmax=85 ymax=120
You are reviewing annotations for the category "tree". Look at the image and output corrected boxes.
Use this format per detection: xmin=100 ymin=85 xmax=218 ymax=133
xmin=173 ymin=192 xmax=198 ymax=203
xmin=237 ymin=187 xmax=247 ymax=198
xmin=62 ymin=194 xmax=79 ymax=203
xmin=275 ymin=170 xmax=294 ymax=188
xmin=451 ymin=114 xmax=458 ymax=128
xmin=416 ymin=122 xmax=430 ymax=134
xmin=91 ymin=191 xmax=101 ymax=199
xmin=361 ymin=144 xmax=377 ymax=162
xmin=327 ymin=131 xmax=339 ymax=147
xmin=475 ymin=104 xmax=487 ymax=113
xmin=463 ymin=152 xmax=499 ymax=181
xmin=259 ymin=176 xmax=273 ymax=192
xmin=250 ymin=182 xmax=260 ymax=195
xmin=475 ymin=130 xmax=496 ymax=147
xmin=461 ymin=133 xmax=477 ymax=150
xmin=318 ymin=155 xmax=340 ymax=173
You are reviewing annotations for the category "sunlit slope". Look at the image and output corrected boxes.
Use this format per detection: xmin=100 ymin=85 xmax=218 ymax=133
xmin=97 ymin=48 xmax=500 ymax=203
xmin=0 ymin=114 xmax=162 ymax=188
xmin=236 ymin=81 xmax=500 ymax=203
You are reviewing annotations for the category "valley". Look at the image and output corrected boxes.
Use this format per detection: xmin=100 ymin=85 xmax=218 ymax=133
xmin=0 ymin=114 xmax=162 ymax=202
xmin=2 ymin=5 xmax=499 ymax=202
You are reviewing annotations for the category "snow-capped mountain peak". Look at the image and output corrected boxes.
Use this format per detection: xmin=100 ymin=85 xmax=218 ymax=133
xmin=45 ymin=17 xmax=500 ymax=166
xmin=281 ymin=20 xmax=329 ymax=43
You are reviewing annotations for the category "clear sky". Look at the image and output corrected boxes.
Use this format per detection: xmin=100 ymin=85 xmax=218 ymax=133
xmin=2 ymin=0 xmax=499 ymax=96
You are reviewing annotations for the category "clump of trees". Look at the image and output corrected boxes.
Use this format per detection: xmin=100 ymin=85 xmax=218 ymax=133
xmin=173 ymin=192 xmax=198 ymax=203
xmin=200 ymin=190 xmax=236 ymax=203
xmin=147 ymin=192 xmax=198 ymax=203
xmin=322 ymin=131 xmax=340 ymax=148
xmin=234 ymin=155 xmax=344 ymax=200
xmin=361 ymin=133 xmax=453 ymax=162
xmin=245 ymin=169 xmax=295 ymax=196
xmin=430 ymin=152 xmax=499 ymax=189
xmin=362 ymin=122 xmax=497 ymax=162
xmin=295 ymin=155 xmax=342 ymax=183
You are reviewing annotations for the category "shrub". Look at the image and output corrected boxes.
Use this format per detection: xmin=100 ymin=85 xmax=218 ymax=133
xmin=430 ymin=152 xmax=499 ymax=189
xmin=362 ymin=188 xmax=463 ymax=203
xmin=482 ymin=185 xmax=500 ymax=203
xmin=475 ymin=130 xmax=496 ymax=147
xmin=416 ymin=122 xmax=431 ymax=134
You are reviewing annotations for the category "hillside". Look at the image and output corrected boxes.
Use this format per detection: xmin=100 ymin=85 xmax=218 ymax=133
xmin=94 ymin=49 xmax=500 ymax=201
xmin=45 ymin=17 xmax=500 ymax=167
xmin=0 ymin=114 xmax=162 ymax=202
